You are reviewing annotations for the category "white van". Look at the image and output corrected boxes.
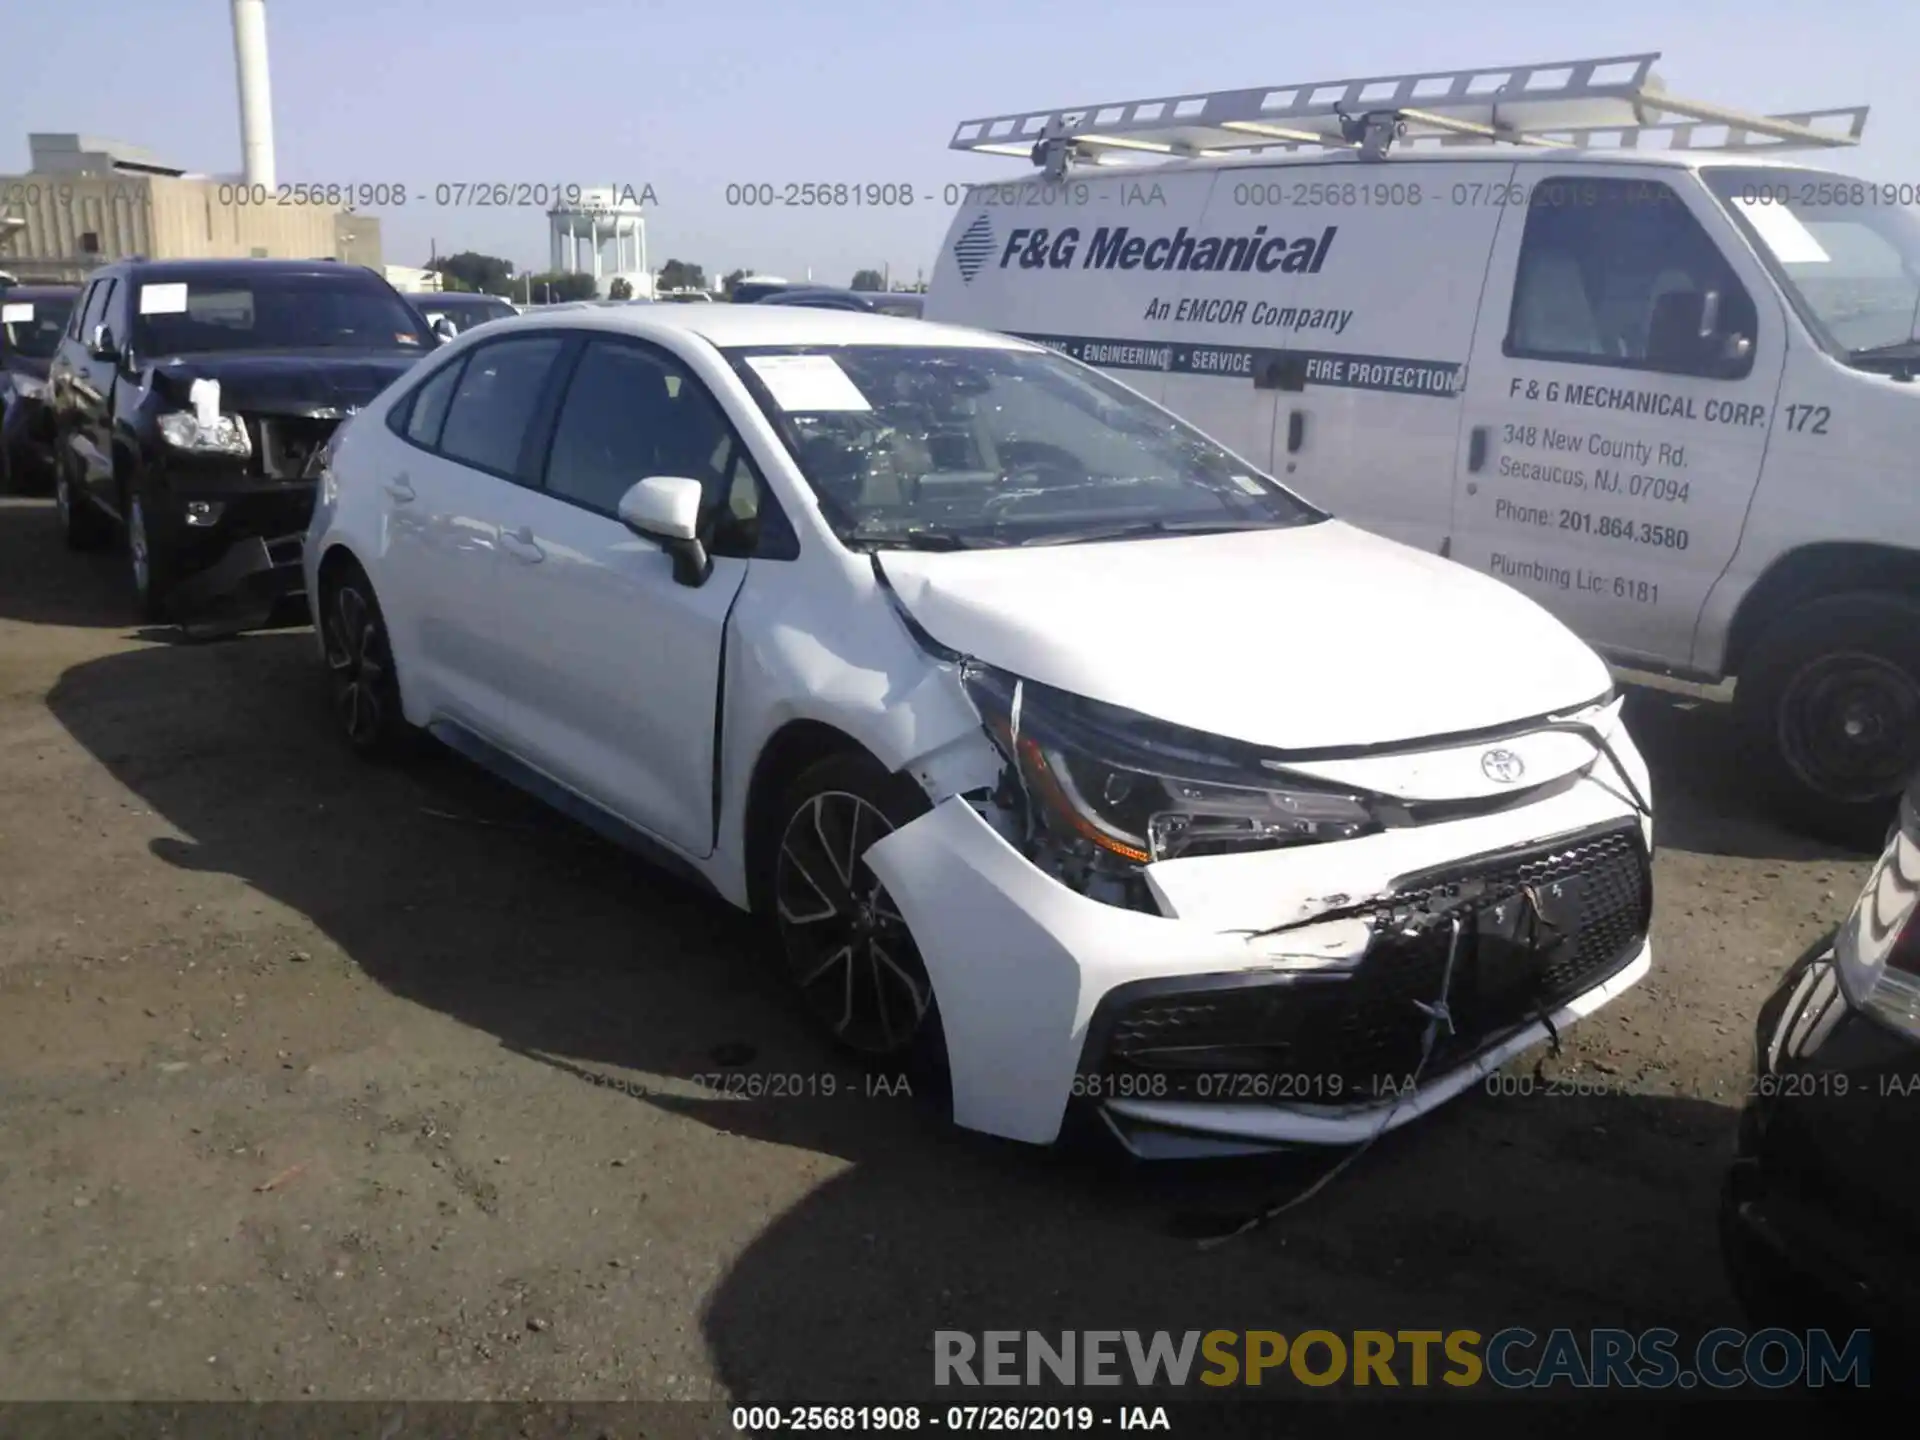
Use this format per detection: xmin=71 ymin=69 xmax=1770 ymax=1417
xmin=927 ymin=53 xmax=1919 ymax=839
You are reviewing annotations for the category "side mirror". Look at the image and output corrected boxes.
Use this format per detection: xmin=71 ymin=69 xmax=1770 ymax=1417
xmin=87 ymin=324 xmax=119 ymax=363
xmin=430 ymin=316 xmax=458 ymax=344
xmin=617 ymin=475 xmax=711 ymax=586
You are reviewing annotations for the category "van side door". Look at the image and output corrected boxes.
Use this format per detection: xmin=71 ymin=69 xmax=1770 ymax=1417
xmin=1452 ymin=170 xmax=1787 ymax=668
xmin=1269 ymin=161 xmax=1513 ymax=553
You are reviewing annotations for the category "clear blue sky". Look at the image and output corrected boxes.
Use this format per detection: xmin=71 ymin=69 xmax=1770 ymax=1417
xmin=6 ymin=0 xmax=1915 ymax=288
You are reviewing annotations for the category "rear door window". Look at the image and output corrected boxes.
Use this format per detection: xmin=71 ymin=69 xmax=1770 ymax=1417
xmin=436 ymin=336 xmax=565 ymax=478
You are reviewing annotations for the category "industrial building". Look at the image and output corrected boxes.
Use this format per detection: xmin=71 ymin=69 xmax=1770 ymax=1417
xmin=0 ymin=133 xmax=381 ymax=284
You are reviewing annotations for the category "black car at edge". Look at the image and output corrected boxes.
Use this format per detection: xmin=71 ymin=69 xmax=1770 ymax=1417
xmin=47 ymin=258 xmax=435 ymax=623
xmin=1722 ymin=766 xmax=1920 ymax=1384
xmin=1 ymin=283 xmax=80 ymax=493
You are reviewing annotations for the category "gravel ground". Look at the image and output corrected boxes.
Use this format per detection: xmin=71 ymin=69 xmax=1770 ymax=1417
xmin=0 ymin=495 xmax=1877 ymax=1414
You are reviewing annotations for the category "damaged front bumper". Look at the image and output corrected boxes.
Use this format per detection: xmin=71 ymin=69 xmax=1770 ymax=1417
xmin=165 ymin=531 xmax=307 ymax=630
xmin=863 ymin=737 xmax=1654 ymax=1155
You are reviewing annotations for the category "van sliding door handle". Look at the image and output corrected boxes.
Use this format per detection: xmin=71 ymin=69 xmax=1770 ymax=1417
xmin=1286 ymin=410 xmax=1306 ymax=454
xmin=1467 ymin=426 xmax=1489 ymax=473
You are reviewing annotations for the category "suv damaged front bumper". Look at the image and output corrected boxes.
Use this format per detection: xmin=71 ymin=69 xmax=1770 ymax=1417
xmin=864 ymin=724 xmax=1654 ymax=1155
xmin=165 ymin=530 xmax=307 ymax=630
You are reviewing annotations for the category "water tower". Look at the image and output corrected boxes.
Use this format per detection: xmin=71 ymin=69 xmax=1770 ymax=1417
xmin=547 ymin=187 xmax=650 ymax=297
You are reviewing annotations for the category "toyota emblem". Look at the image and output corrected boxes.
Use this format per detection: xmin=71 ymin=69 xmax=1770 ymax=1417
xmin=1481 ymin=748 xmax=1526 ymax=784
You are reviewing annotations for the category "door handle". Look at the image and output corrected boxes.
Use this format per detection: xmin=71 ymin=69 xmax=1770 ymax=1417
xmin=500 ymin=525 xmax=545 ymax=563
xmin=1467 ymin=426 xmax=1489 ymax=473
xmin=384 ymin=475 xmax=416 ymax=503
xmin=1286 ymin=409 xmax=1306 ymax=454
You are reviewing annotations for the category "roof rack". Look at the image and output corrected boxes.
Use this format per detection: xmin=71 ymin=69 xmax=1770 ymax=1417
xmin=950 ymin=54 xmax=1869 ymax=176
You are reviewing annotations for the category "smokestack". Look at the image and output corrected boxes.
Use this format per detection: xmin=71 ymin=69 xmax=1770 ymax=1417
xmin=230 ymin=0 xmax=276 ymax=191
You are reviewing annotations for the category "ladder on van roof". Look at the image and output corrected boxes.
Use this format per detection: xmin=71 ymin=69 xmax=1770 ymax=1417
xmin=950 ymin=53 xmax=1869 ymax=176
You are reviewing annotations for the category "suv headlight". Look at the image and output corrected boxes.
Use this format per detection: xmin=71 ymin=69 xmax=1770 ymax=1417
xmin=9 ymin=373 xmax=47 ymax=401
xmin=962 ymin=665 xmax=1379 ymax=868
xmin=1834 ymin=786 xmax=1920 ymax=1038
xmin=158 ymin=410 xmax=252 ymax=457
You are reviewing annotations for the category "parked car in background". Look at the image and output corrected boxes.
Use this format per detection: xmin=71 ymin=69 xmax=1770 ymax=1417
xmin=412 ymin=291 xmax=517 ymax=335
xmin=48 ymin=258 xmax=433 ymax=624
xmin=303 ymin=303 xmax=1654 ymax=1159
xmin=1 ymin=284 xmax=79 ymax=493
xmin=1722 ymin=767 xmax=1920 ymax=1379
xmin=759 ymin=286 xmax=925 ymax=318
xmin=728 ymin=277 xmax=795 ymax=304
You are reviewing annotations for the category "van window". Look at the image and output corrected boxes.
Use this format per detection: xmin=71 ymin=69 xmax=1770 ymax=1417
xmin=1506 ymin=178 xmax=1755 ymax=380
xmin=1702 ymin=167 xmax=1920 ymax=362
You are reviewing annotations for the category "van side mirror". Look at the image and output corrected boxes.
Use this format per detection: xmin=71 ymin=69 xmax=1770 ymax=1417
xmin=617 ymin=475 xmax=711 ymax=586
xmin=87 ymin=324 xmax=119 ymax=362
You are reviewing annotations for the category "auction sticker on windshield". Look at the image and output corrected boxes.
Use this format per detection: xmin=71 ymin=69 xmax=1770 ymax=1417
xmin=1 ymin=303 xmax=31 ymax=324
xmin=138 ymin=283 xmax=190 ymax=315
xmin=745 ymin=354 xmax=872 ymax=411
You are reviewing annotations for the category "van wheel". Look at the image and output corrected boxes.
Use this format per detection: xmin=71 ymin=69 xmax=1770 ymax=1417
xmin=1735 ymin=593 xmax=1920 ymax=845
xmin=319 ymin=561 xmax=416 ymax=763
xmin=55 ymin=452 xmax=110 ymax=551
xmin=764 ymin=751 xmax=952 ymax=1113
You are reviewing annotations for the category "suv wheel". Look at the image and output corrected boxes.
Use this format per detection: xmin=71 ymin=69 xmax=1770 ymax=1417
xmin=126 ymin=490 xmax=179 ymax=621
xmin=765 ymin=751 xmax=951 ymax=1107
xmin=1736 ymin=592 xmax=1920 ymax=845
xmin=55 ymin=452 xmax=110 ymax=550
xmin=320 ymin=562 xmax=415 ymax=761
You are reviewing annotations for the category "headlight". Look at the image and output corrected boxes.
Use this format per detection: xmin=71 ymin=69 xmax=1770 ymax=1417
xmin=10 ymin=374 xmax=47 ymax=400
xmin=962 ymin=665 xmax=1379 ymax=869
xmin=1834 ymin=787 xmax=1920 ymax=1038
xmin=158 ymin=410 xmax=252 ymax=457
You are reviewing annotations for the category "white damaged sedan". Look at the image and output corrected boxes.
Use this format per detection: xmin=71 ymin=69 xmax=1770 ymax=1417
xmin=303 ymin=304 xmax=1654 ymax=1158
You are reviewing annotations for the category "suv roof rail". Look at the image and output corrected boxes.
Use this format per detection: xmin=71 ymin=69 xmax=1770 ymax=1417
xmin=950 ymin=53 xmax=1869 ymax=176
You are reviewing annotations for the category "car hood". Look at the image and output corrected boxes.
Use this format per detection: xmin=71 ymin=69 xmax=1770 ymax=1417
xmin=147 ymin=350 xmax=425 ymax=416
xmin=876 ymin=521 xmax=1614 ymax=752
xmin=5 ymin=355 xmax=52 ymax=380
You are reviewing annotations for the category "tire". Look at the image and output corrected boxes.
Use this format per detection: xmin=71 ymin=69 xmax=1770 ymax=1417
xmin=54 ymin=449 xmax=110 ymax=551
xmin=1734 ymin=592 xmax=1920 ymax=845
xmin=762 ymin=751 xmax=952 ymax=1112
xmin=125 ymin=486 xmax=181 ymax=622
xmin=318 ymin=560 xmax=417 ymax=762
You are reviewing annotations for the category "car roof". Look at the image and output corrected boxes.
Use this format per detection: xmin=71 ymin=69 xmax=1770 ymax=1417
xmin=107 ymin=258 xmax=391 ymax=282
xmin=417 ymin=291 xmax=510 ymax=304
xmin=765 ymin=286 xmax=866 ymax=302
xmin=0 ymin=285 xmax=80 ymax=301
xmin=471 ymin=302 xmax=1034 ymax=352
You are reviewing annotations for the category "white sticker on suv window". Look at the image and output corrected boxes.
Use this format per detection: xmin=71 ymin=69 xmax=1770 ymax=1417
xmin=1730 ymin=197 xmax=1832 ymax=264
xmin=139 ymin=283 xmax=190 ymax=315
xmin=745 ymin=354 xmax=872 ymax=412
xmin=2 ymin=303 xmax=33 ymax=323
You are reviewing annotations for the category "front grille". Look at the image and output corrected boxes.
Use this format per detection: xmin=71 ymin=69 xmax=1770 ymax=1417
xmin=1095 ymin=821 xmax=1651 ymax=1098
xmin=252 ymin=416 xmax=341 ymax=480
